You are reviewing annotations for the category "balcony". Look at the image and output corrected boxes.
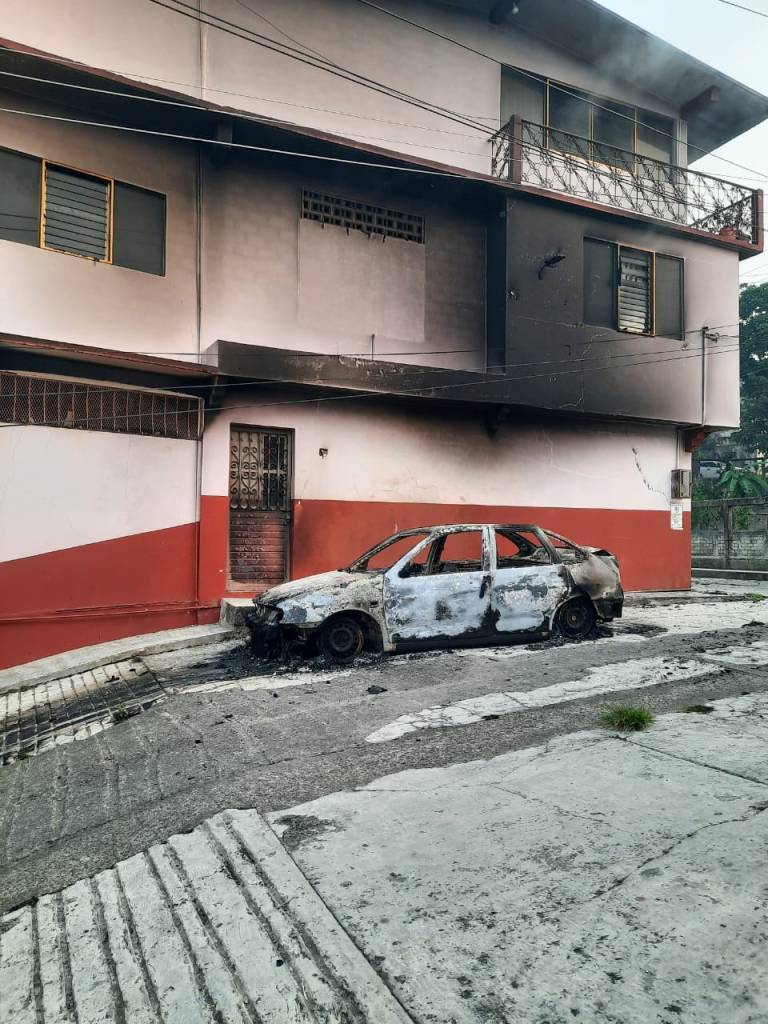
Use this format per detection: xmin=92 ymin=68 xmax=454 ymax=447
xmin=490 ymin=118 xmax=762 ymax=248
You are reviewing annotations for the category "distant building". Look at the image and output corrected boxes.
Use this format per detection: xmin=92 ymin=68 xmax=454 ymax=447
xmin=1 ymin=0 xmax=766 ymax=666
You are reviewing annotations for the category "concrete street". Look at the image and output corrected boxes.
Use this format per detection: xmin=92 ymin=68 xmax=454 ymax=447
xmin=1 ymin=582 xmax=768 ymax=1022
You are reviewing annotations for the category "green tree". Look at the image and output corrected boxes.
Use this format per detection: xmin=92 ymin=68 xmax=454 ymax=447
xmin=698 ymin=281 xmax=768 ymax=463
xmin=716 ymin=467 xmax=768 ymax=499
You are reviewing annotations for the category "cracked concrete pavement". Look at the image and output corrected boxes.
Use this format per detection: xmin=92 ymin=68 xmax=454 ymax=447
xmin=2 ymin=692 xmax=768 ymax=1023
xmin=269 ymin=694 xmax=768 ymax=1024
xmin=1 ymin=594 xmax=768 ymax=913
xmin=1 ymin=587 xmax=768 ymax=1021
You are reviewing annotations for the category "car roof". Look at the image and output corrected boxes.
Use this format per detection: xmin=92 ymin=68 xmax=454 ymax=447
xmin=394 ymin=524 xmax=545 ymax=534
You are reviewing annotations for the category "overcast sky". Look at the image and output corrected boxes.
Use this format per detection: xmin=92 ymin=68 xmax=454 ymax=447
xmin=599 ymin=0 xmax=768 ymax=284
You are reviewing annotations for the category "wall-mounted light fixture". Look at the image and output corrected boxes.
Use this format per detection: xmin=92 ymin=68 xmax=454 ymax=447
xmin=537 ymin=252 xmax=566 ymax=280
xmin=319 ymin=447 xmax=328 ymax=458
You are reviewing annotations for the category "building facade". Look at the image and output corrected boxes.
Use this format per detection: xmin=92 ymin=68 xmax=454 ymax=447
xmin=1 ymin=0 xmax=766 ymax=667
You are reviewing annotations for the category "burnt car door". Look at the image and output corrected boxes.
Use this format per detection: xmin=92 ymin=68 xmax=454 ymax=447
xmin=491 ymin=528 xmax=569 ymax=634
xmin=382 ymin=527 xmax=494 ymax=647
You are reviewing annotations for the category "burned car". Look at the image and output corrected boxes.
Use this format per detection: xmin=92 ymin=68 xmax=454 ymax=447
xmin=246 ymin=524 xmax=623 ymax=663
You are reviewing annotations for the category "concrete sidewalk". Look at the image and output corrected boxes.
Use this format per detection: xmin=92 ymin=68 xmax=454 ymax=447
xmin=3 ymin=692 xmax=767 ymax=1023
xmin=0 ymin=623 xmax=235 ymax=695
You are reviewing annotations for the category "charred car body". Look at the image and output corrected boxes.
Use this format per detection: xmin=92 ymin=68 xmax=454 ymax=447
xmin=246 ymin=524 xmax=623 ymax=662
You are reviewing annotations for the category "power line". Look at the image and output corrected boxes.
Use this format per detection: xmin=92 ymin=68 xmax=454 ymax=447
xmin=1 ymin=49 xmax=764 ymax=222
xmin=0 ymin=46 xmax=488 ymax=141
xmin=230 ymin=0 xmax=331 ymax=62
xmin=0 ymin=70 xmax=489 ymax=159
xmin=146 ymin=0 xmax=494 ymax=133
xmin=13 ymin=335 xmax=737 ymax=394
xmin=0 ymin=339 xmax=745 ymax=429
xmin=0 ymin=97 xmax=752 ymax=230
xmin=716 ymin=0 xmax=768 ymax=17
xmin=0 ymin=44 xmax=486 ymax=140
xmin=353 ymin=0 xmax=768 ymax=182
xmin=3 ymin=1 xmax=766 ymax=182
xmin=0 ymin=101 xmax=750 ymax=230
xmin=0 ymin=103 xmax=474 ymax=180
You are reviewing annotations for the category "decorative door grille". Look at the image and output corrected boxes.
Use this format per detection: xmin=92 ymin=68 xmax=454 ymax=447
xmin=228 ymin=427 xmax=292 ymax=588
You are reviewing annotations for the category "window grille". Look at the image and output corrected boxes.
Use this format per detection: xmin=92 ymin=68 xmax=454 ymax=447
xmin=0 ymin=372 xmax=201 ymax=440
xmin=301 ymin=189 xmax=425 ymax=243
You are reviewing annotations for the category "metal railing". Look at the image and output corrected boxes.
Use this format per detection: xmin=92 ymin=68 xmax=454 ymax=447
xmin=490 ymin=118 xmax=761 ymax=245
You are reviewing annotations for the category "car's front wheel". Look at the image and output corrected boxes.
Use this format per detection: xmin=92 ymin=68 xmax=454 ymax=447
xmin=554 ymin=598 xmax=596 ymax=641
xmin=319 ymin=615 xmax=365 ymax=663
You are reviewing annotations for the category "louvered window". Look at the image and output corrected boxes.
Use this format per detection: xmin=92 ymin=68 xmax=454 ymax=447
xmin=44 ymin=165 xmax=110 ymax=260
xmin=617 ymin=247 xmax=651 ymax=334
xmin=584 ymin=239 xmax=683 ymax=338
xmin=0 ymin=146 xmax=166 ymax=274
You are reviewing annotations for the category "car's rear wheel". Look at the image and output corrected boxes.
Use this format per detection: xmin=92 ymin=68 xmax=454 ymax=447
xmin=555 ymin=598 xmax=596 ymax=640
xmin=320 ymin=615 xmax=365 ymax=663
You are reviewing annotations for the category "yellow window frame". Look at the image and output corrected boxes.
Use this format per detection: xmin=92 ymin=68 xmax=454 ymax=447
xmin=39 ymin=159 xmax=114 ymax=264
xmin=585 ymin=237 xmax=685 ymax=339
xmin=546 ymin=80 xmax=639 ymax=174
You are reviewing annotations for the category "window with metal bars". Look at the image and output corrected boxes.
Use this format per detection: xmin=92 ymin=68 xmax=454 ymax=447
xmin=0 ymin=372 xmax=201 ymax=440
xmin=0 ymin=146 xmax=166 ymax=275
xmin=583 ymin=239 xmax=684 ymax=338
xmin=301 ymin=189 xmax=425 ymax=244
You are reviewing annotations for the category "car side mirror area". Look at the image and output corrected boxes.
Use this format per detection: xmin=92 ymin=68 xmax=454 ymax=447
xmin=398 ymin=563 xmax=424 ymax=579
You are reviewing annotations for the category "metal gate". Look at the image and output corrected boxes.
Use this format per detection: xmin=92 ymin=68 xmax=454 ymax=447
xmin=228 ymin=426 xmax=292 ymax=590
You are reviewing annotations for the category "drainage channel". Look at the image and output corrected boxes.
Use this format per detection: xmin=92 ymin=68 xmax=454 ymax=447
xmin=0 ymin=660 xmax=169 ymax=765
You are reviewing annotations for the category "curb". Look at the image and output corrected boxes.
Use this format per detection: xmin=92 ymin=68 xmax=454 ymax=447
xmin=693 ymin=567 xmax=768 ymax=582
xmin=0 ymin=623 xmax=237 ymax=695
xmin=623 ymin=590 xmax=747 ymax=607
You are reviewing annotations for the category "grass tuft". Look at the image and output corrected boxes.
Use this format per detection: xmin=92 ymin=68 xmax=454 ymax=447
xmin=600 ymin=705 xmax=654 ymax=732
xmin=745 ymin=593 xmax=767 ymax=602
xmin=684 ymin=704 xmax=715 ymax=714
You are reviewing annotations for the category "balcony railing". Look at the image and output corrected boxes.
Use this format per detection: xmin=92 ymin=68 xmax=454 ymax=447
xmin=490 ymin=118 xmax=761 ymax=245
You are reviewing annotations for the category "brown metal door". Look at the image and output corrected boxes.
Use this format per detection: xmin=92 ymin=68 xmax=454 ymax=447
xmin=228 ymin=426 xmax=292 ymax=590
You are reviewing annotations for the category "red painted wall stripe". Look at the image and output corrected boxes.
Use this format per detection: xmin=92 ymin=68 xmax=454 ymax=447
xmin=199 ymin=495 xmax=691 ymax=596
xmin=0 ymin=524 xmax=200 ymax=669
xmin=3 ymin=497 xmax=690 ymax=669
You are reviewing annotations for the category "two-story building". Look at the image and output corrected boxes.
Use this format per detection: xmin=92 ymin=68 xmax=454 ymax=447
xmin=1 ymin=0 xmax=766 ymax=666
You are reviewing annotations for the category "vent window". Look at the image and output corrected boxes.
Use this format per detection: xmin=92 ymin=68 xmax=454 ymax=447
xmin=44 ymin=165 xmax=110 ymax=261
xmin=0 ymin=372 xmax=201 ymax=440
xmin=583 ymin=239 xmax=683 ymax=339
xmin=301 ymin=189 xmax=425 ymax=244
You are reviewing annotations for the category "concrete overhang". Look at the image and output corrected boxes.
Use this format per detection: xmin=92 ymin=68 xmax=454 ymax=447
xmin=439 ymin=0 xmax=768 ymax=156
xmin=212 ymin=341 xmax=701 ymax=429
xmin=0 ymin=334 xmax=215 ymax=389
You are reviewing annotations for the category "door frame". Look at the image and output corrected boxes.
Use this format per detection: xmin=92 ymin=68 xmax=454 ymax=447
xmin=382 ymin=526 xmax=494 ymax=650
xmin=226 ymin=423 xmax=295 ymax=593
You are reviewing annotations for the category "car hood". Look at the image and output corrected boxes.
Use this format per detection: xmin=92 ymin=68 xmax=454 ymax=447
xmin=257 ymin=570 xmax=381 ymax=606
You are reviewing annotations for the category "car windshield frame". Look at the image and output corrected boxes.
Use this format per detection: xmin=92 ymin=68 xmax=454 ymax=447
xmin=542 ymin=529 xmax=589 ymax=563
xmin=346 ymin=529 xmax=435 ymax=572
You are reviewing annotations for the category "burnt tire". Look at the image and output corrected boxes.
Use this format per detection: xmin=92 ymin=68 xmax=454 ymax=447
xmin=555 ymin=598 xmax=596 ymax=641
xmin=319 ymin=615 xmax=365 ymax=664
